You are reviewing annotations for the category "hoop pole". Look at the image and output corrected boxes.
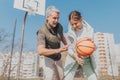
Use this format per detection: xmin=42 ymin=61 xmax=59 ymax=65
xmin=7 ymin=19 xmax=17 ymax=80
xmin=16 ymin=12 xmax=28 ymax=80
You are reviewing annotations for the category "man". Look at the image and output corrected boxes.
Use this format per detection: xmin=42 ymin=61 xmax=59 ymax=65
xmin=64 ymin=10 xmax=97 ymax=80
xmin=37 ymin=6 xmax=68 ymax=80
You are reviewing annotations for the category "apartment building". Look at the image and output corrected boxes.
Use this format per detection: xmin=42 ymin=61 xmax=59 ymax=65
xmin=94 ymin=32 xmax=118 ymax=76
xmin=0 ymin=52 xmax=39 ymax=78
xmin=0 ymin=52 xmax=4 ymax=76
xmin=115 ymin=44 xmax=120 ymax=75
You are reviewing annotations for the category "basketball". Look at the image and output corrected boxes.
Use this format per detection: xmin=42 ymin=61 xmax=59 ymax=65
xmin=75 ymin=37 xmax=95 ymax=57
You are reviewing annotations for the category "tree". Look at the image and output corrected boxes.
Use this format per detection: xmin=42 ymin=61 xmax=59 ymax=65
xmin=0 ymin=29 xmax=9 ymax=43
xmin=0 ymin=29 xmax=11 ymax=52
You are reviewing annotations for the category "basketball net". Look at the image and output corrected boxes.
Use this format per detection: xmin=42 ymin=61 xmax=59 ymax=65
xmin=27 ymin=5 xmax=36 ymax=16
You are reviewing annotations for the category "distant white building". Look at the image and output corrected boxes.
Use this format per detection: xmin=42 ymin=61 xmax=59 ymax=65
xmin=0 ymin=52 xmax=39 ymax=78
xmin=0 ymin=52 xmax=4 ymax=76
xmin=115 ymin=44 xmax=120 ymax=75
xmin=94 ymin=32 xmax=119 ymax=76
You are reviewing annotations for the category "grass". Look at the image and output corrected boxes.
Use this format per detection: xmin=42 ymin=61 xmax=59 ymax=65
xmin=1 ymin=76 xmax=120 ymax=80
xmin=1 ymin=74 xmax=120 ymax=80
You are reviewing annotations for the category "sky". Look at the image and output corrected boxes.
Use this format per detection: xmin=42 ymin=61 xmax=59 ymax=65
xmin=0 ymin=0 xmax=120 ymax=52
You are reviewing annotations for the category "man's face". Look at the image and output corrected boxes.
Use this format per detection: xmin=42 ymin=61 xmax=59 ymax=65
xmin=70 ymin=18 xmax=83 ymax=31
xmin=47 ymin=12 xmax=59 ymax=28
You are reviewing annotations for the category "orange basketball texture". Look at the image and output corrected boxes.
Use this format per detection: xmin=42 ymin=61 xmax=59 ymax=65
xmin=75 ymin=38 xmax=95 ymax=56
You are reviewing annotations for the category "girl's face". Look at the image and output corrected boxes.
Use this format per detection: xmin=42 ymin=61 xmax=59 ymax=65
xmin=70 ymin=18 xmax=83 ymax=31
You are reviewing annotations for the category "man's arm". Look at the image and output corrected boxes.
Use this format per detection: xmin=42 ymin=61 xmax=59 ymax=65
xmin=61 ymin=35 xmax=67 ymax=45
xmin=37 ymin=44 xmax=69 ymax=56
xmin=37 ymin=29 xmax=68 ymax=56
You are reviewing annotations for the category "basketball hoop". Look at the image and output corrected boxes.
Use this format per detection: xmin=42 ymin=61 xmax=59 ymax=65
xmin=14 ymin=0 xmax=46 ymax=16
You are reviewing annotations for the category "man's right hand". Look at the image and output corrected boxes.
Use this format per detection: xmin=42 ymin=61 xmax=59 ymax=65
xmin=58 ymin=45 xmax=69 ymax=53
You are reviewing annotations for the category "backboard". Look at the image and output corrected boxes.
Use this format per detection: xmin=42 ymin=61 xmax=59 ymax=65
xmin=14 ymin=0 xmax=46 ymax=16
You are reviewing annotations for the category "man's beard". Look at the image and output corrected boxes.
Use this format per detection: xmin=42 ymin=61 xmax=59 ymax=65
xmin=50 ymin=23 xmax=57 ymax=28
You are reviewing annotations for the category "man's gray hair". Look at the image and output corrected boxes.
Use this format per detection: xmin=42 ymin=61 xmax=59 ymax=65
xmin=46 ymin=6 xmax=60 ymax=17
